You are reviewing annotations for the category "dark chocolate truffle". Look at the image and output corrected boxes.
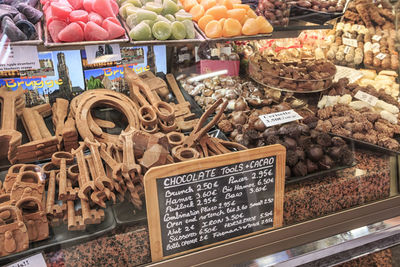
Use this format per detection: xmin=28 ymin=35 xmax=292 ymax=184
xmin=316 ymin=132 xmax=332 ymax=147
xmin=331 ymin=136 xmax=346 ymax=147
xmin=306 ymin=159 xmax=318 ymax=173
xmin=293 ymin=161 xmax=308 ymax=177
xmin=286 ymin=150 xmax=299 ymax=167
xmin=319 ymin=155 xmax=334 ymax=170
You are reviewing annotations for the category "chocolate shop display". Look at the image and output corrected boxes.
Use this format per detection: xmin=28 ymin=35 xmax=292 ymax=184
xmin=1 ymin=0 xmax=400 ymax=264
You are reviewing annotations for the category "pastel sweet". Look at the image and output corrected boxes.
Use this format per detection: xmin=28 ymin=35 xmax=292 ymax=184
xmin=69 ymin=9 xmax=88 ymax=22
xmin=58 ymin=21 xmax=84 ymax=41
xmin=152 ymin=20 xmax=170 ymax=40
xmin=67 ymin=0 xmax=83 ymax=10
xmin=84 ymin=20 xmax=109 ymax=40
xmin=170 ymin=20 xmax=185 ymax=39
xmin=92 ymin=0 xmax=115 ymax=18
xmin=49 ymin=2 xmax=71 ymax=20
xmin=15 ymin=19 xmax=36 ymax=39
xmin=2 ymin=15 xmax=27 ymax=40
xmin=83 ymin=0 xmax=94 ymax=11
xmin=88 ymin=11 xmax=103 ymax=25
xmin=48 ymin=19 xmax=67 ymax=42
xmin=129 ymin=21 xmax=151 ymax=40
xmin=102 ymin=17 xmax=125 ymax=39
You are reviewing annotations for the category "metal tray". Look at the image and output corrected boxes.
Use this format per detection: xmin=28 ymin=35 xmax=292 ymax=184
xmin=9 ymin=20 xmax=44 ymax=45
xmin=286 ymin=161 xmax=357 ymax=185
xmin=0 ymin=164 xmax=116 ymax=265
xmin=289 ymin=0 xmax=350 ymax=25
xmin=329 ymin=133 xmax=400 ymax=156
xmin=166 ymin=73 xmax=204 ymax=119
xmin=44 ymin=16 xmax=129 ymax=47
xmin=112 ymin=201 xmax=147 ymax=225
xmin=250 ymin=75 xmax=330 ymax=94
xmin=120 ymin=19 xmax=205 ymax=46
xmin=0 ymin=207 xmax=116 ymax=265
xmin=194 ymin=23 xmax=272 ymax=42
xmin=154 ymin=72 xmax=204 ymax=130
xmin=112 ymin=129 xmax=226 ymax=225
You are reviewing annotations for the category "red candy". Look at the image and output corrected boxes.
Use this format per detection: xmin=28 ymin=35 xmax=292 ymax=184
xmin=92 ymin=0 xmax=115 ymax=18
xmin=84 ymin=21 xmax=109 ymax=41
xmin=50 ymin=2 xmax=72 ymax=20
xmin=58 ymin=22 xmax=84 ymax=41
xmin=48 ymin=20 xmax=68 ymax=42
xmin=69 ymin=10 xmax=89 ymax=22
xmin=102 ymin=18 xmax=125 ymax=39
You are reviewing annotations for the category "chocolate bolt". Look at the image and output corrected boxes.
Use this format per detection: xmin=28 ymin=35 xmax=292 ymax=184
xmin=0 ymin=86 xmax=25 ymax=162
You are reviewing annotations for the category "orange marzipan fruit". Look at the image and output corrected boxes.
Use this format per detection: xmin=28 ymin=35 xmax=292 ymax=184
xmin=205 ymin=19 xmax=222 ymax=38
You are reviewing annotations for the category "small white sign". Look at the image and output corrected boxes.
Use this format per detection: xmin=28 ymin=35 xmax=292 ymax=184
xmin=85 ymin=44 xmax=121 ymax=64
xmin=372 ymin=35 xmax=382 ymax=42
xmin=211 ymin=48 xmax=219 ymax=57
xmin=259 ymin=110 xmax=303 ymax=127
xmin=5 ymin=253 xmax=47 ymax=267
xmin=342 ymin=37 xmax=358 ymax=47
xmin=354 ymin=90 xmax=378 ymax=106
xmin=343 ymin=32 xmax=352 ymax=38
xmin=178 ymin=53 xmax=190 ymax=62
xmin=344 ymin=46 xmax=351 ymax=54
xmin=371 ymin=43 xmax=380 ymax=53
xmin=334 ymin=65 xmax=364 ymax=83
xmin=220 ymin=46 xmax=231 ymax=56
xmin=0 ymin=45 xmax=39 ymax=71
xmin=376 ymin=53 xmax=386 ymax=60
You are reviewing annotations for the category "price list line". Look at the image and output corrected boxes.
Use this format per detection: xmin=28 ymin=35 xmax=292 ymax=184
xmin=164 ymin=165 xmax=274 ymax=189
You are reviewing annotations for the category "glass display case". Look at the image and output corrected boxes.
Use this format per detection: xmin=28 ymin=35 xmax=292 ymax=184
xmin=0 ymin=0 xmax=400 ymax=265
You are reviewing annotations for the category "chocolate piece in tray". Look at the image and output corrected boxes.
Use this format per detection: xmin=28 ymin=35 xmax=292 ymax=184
xmin=219 ymin=99 xmax=354 ymax=178
xmin=317 ymin=79 xmax=400 ymax=151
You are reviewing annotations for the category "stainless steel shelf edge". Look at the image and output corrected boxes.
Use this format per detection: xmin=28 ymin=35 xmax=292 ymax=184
xmin=146 ymin=196 xmax=400 ymax=267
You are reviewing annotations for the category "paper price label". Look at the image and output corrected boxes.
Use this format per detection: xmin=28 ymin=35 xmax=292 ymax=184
xmin=211 ymin=48 xmax=219 ymax=57
xmin=343 ymin=32 xmax=352 ymax=38
xmin=354 ymin=90 xmax=378 ymax=106
xmin=372 ymin=35 xmax=382 ymax=42
xmin=334 ymin=65 xmax=364 ymax=83
xmin=376 ymin=53 xmax=386 ymax=60
xmin=259 ymin=110 xmax=303 ymax=127
xmin=371 ymin=43 xmax=380 ymax=53
xmin=220 ymin=47 xmax=232 ymax=56
xmin=342 ymin=37 xmax=358 ymax=48
xmin=5 ymin=253 xmax=46 ymax=267
xmin=178 ymin=53 xmax=190 ymax=62
xmin=0 ymin=45 xmax=39 ymax=71
xmin=354 ymin=24 xmax=362 ymax=31
xmin=344 ymin=46 xmax=351 ymax=54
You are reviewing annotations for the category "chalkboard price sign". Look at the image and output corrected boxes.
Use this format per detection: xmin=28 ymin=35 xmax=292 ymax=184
xmin=144 ymin=145 xmax=286 ymax=261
